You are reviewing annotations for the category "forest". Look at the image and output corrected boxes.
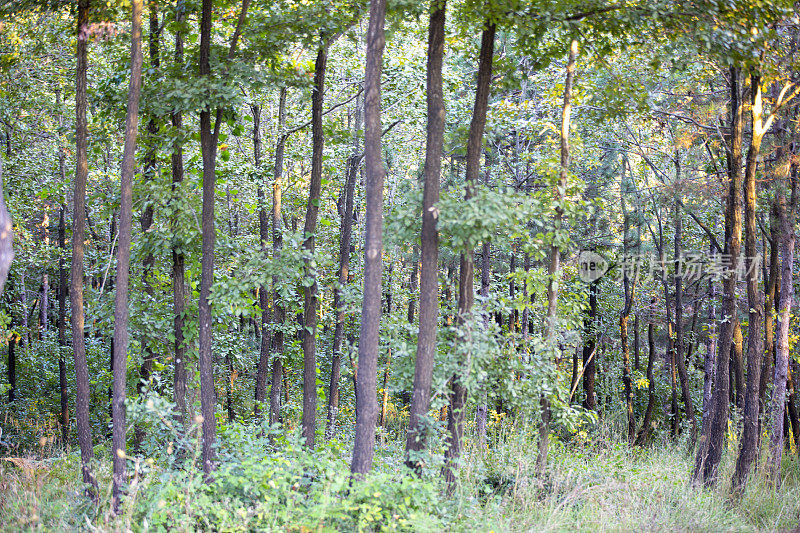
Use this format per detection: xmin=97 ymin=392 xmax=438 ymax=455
xmin=1 ymin=0 xmax=800 ymax=530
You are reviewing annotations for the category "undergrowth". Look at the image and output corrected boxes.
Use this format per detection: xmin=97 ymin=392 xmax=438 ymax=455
xmin=1 ymin=420 xmax=799 ymax=532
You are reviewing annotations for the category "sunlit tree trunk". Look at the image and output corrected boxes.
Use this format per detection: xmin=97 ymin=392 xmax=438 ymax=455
xmin=537 ymin=38 xmax=577 ymax=474
xmin=695 ymin=67 xmax=743 ymax=486
xmin=270 ymin=88 xmax=287 ymax=427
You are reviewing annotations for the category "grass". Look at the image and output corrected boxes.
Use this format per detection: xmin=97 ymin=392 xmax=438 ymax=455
xmin=1 ymin=420 xmax=799 ymax=532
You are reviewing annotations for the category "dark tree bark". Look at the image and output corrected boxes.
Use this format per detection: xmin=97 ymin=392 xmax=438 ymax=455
xmin=269 ymin=88 xmax=287 ymax=427
xmin=700 ymin=244 xmax=717 ymax=441
xmin=734 ymin=75 xmax=767 ymax=490
xmin=196 ymin=0 xmax=250 ymax=475
xmin=475 ymin=165 xmax=492 ymax=449
xmin=620 ymin=160 xmax=636 ymax=444
xmin=405 ymin=0 xmax=446 ymax=473
xmin=695 ymin=67 xmax=743 ymax=486
xmin=351 ymin=0 xmax=387 ymax=475
xmin=71 ymin=0 xmax=98 ymax=499
xmin=134 ymin=0 xmax=160 ymax=453
xmin=673 ymin=174 xmax=697 ymax=442
xmin=301 ymin=45 xmax=328 ymax=449
xmin=582 ymin=278 xmax=599 ymax=412
xmin=634 ymin=298 xmax=657 ymax=446
xmin=759 ymin=203 xmax=779 ymax=423
xmin=538 ymin=39 xmax=577 ymax=474
xmin=111 ymin=0 xmax=143 ymax=511
xmin=443 ymin=17 xmax=495 ymax=491
xmin=407 ymin=245 xmax=419 ymax=324
xmin=253 ymin=102 xmax=271 ymax=415
xmin=171 ymin=1 xmax=187 ymax=426
xmin=58 ymin=205 xmax=69 ymax=444
xmin=327 ymin=97 xmax=360 ymax=439
xmin=768 ymin=159 xmax=797 ymax=479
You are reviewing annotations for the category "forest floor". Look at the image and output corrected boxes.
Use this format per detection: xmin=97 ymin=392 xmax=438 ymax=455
xmin=1 ymin=420 xmax=799 ymax=532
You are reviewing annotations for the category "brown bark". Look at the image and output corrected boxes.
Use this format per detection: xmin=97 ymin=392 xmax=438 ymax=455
xmin=538 ymin=39 xmax=577 ymax=474
xmin=734 ymin=74 xmax=767 ymax=490
xmin=58 ymin=205 xmax=69 ymax=444
xmin=71 ymin=0 xmax=98 ymax=499
xmin=405 ymin=0 xmax=446 ymax=473
xmin=269 ymin=88 xmax=287 ymax=427
xmin=171 ymin=0 xmax=187 ymax=426
xmin=694 ymin=67 xmax=743 ymax=486
xmin=254 ymin=102 xmax=271 ymax=414
xmin=768 ymin=160 xmax=797 ymax=480
xmin=111 ymin=0 xmax=143 ymax=511
xmin=443 ymin=18 xmax=495 ymax=491
xmin=351 ymin=0 xmax=387 ymax=475
xmin=134 ymin=0 xmax=160 ymax=452
xmin=327 ymin=98 xmax=360 ymax=439
xmin=301 ymin=46 xmax=328 ymax=449
xmin=634 ymin=298 xmax=657 ymax=446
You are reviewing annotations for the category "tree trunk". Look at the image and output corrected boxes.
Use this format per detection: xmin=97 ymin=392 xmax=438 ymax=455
xmin=111 ymin=0 xmax=143 ymax=511
xmin=734 ymin=75 xmax=767 ymax=490
xmin=71 ymin=0 xmax=98 ymax=499
xmin=405 ymin=0 xmax=446 ymax=473
xmin=443 ymin=17 xmax=495 ymax=491
xmin=327 ymin=98 xmax=360 ymax=440
xmin=58 ymin=205 xmax=69 ymax=444
xmin=634 ymin=299 xmax=657 ymax=446
xmin=768 ymin=159 xmax=797 ymax=480
xmin=134 ymin=0 xmax=160 ymax=453
xmin=270 ymin=88 xmax=287 ymax=427
xmin=582 ymin=279 xmax=598 ymax=410
xmin=253 ymin=102 xmax=272 ymax=414
xmin=620 ymin=161 xmax=635 ymax=444
xmin=760 ymin=202 xmax=779 ymax=424
xmin=673 ymin=184 xmax=697 ymax=442
xmin=694 ymin=67 xmax=743 ymax=487
xmin=350 ymin=0 xmax=387 ymax=476
xmin=538 ymin=39 xmax=577 ymax=474
xmin=700 ymin=245 xmax=717 ymax=440
xmin=171 ymin=2 xmax=187 ymax=426
xmin=301 ymin=46 xmax=328 ymax=449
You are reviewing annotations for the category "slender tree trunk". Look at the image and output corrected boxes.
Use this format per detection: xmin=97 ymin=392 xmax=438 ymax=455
xmin=56 ymin=89 xmax=70 ymax=445
xmin=195 ymin=0 xmax=250 ymax=474
xmin=40 ymin=210 xmax=49 ymax=338
xmin=768 ymin=161 xmax=797 ymax=480
xmin=58 ymin=205 xmax=69 ymax=444
xmin=582 ymin=279 xmax=598 ymax=410
xmin=788 ymin=363 xmax=800 ymax=452
xmin=673 ymin=184 xmax=697 ymax=442
xmin=111 ymin=0 xmax=143 ymax=511
xmin=695 ymin=67 xmax=743 ymax=486
xmin=634 ymin=299 xmax=657 ymax=446
xmin=327 ymin=99 xmax=360 ymax=439
xmin=408 ymin=246 xmax=419 ymax=324
xmin=760 ymin=203 xmax=779 ymax=423
xmin=538 ymin=39 xmax=577 ymax=474
xmin=270 ymin=88 xmax=287 ymax=426
xmin=171 ymin=2 xmax=187 ymax=425
xmin=71 ymin=0 xmax=98 ymax=499
xmin=351 ymin=0 xmax=387 ymax=476
xmin=197 ymin=0 xmax=218 ymax=476
xmin=301 ymin=46 xmax=328 ymax=449
xmin=443 ymin=17 xmax=495 ymax=491
xmin=253 ymin=102 xmax=272 ymax=414
xmin=700 ymin=245 xmax=717 ymax=440
xmin=134 ymin=0 xmax=160 ymax=452
xmin=405 ymin=0 xmax=446 ymax=473
xmin=620 ymin=162 xmax=636 ymax=444
xmin=734 ymin=75 xmax=767 ymax=489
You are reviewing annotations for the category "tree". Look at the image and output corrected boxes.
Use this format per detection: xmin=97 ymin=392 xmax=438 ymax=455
xmin=351 ymin=0 xmax=386 ymax=476
xmin=70 ymin=0 xmax=98 ymax=499
xmin=404 ymin=0 xmax=446 ymax=474
xmin=111 ymin=0 xmax=144 ymax=511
